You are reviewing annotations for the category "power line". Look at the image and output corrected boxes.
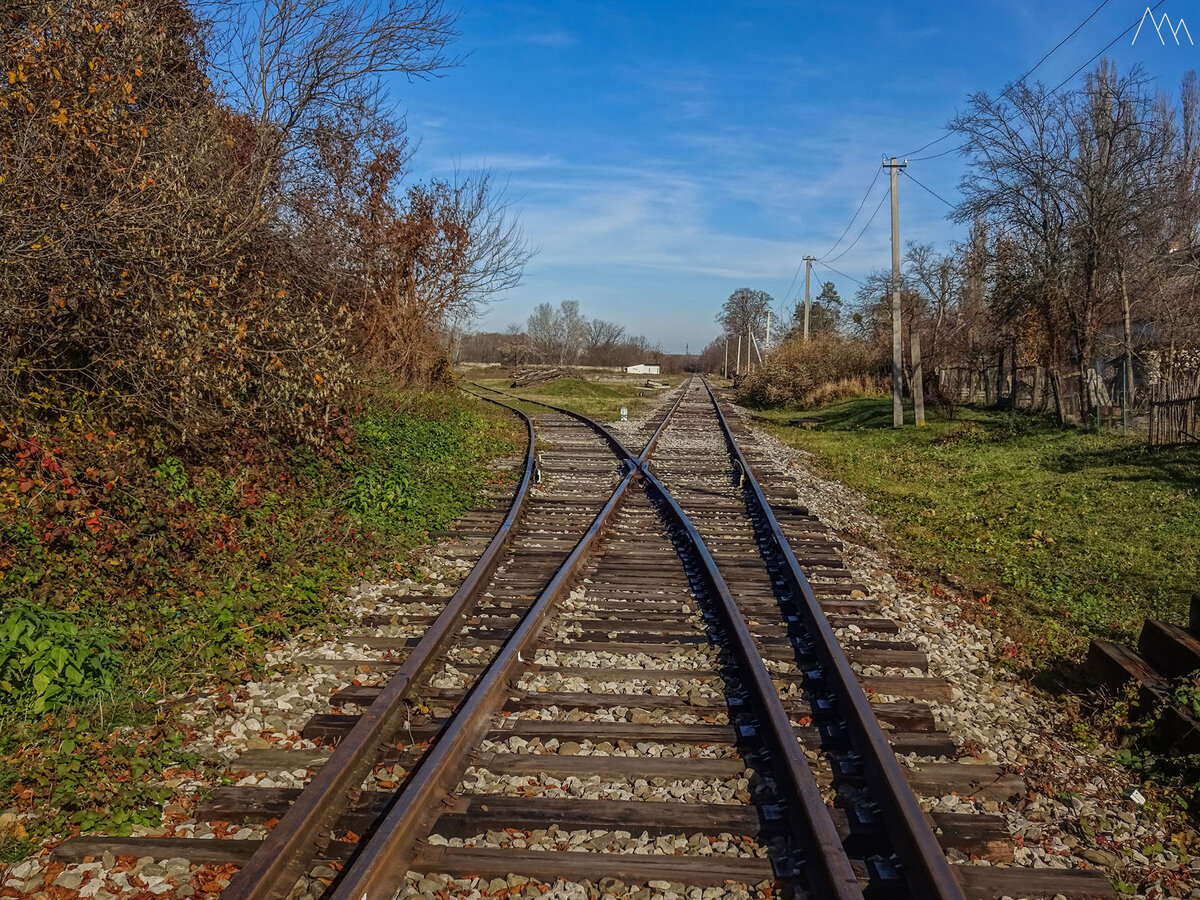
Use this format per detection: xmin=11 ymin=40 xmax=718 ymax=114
xmin=1049 ymin=0 xmax=1167 ymax=95
xmin=779 ymin=258 xmax=804 ymax=307
xmin=1013 ymin=0 xmax=1113 ymax=86
xmin=824 ymin=189 xmax=889 ymax=264
xmin=901 ymin=168 xmax=956 ymax=209
xmin=910 ymin=142 xmax=963 ymax=162
xmin=815 ymin=261 xmax=864 ymax=288
xmin=899 ymin=0 xmax=1116 ymax=158
xmin=799 ymin=2 xmax=1138 ymax=308
xmin=816 ymin=166 xmax=883 ymax=260
xmin=902 ymin=132 xmax=955 ymax=159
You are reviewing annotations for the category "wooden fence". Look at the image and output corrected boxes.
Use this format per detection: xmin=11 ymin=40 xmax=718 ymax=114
xmin=1149 ymin=395 xmax=1199 ymax=446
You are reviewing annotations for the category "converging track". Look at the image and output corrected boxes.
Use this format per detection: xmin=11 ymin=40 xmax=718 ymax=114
xmin=51 ymin=379 xmax=1117 ymax=900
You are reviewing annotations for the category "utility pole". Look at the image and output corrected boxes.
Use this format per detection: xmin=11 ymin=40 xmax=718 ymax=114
xmin=911 ymin=313 xmax=926 ymax=426
xmin=747 ymin=323 xmax=753 ymax=372
xmin=765 ymin=311 xmax=772 ymax=349
xmin=884 ymin=157 xmax=907 ymax=427
xmin=736 ymin=334 xmax=742 ymax=376
xmin=803 ymin=256 xmax=816 ymax=340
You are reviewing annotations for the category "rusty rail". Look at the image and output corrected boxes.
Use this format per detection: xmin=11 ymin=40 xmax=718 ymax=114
xmin=222 ymin=394 xmax=537 ymax=900
xmin=636 ymin=463 xmax=865 ymax=899
xmin=328 ymin=449 xmax=645 ymax=900
xmin=701 ymin=378 xmax=967 ymax=900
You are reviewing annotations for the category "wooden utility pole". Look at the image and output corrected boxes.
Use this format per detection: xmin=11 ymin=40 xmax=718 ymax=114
xmin=802 ymin=256 xmax=816 ymax=340
xmin=884 ymin=157 xmax=906 ymax=427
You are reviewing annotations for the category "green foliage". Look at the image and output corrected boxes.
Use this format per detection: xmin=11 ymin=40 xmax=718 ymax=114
xmin=0 ymin=390 xmax=518 ymax=720
xmin=0 ymin=388 xmax=520 ymax=851
xmin=0 ymin=602 xmax=119 ymax=717
xmin=1174 ymin=671 xmax=1200 ymax=720
xmin=341 ymin=394 xmax=514 ymax=534
xmin=1 ymin=713 xmax=210 ymax=841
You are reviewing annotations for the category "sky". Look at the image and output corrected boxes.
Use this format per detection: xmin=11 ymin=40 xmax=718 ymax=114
xmin=386 ymin=1 xmax=1200 ymax=353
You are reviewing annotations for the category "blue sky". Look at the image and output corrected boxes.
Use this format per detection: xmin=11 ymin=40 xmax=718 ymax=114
xmin=389 ymin=1 xmax=1200 ymax=353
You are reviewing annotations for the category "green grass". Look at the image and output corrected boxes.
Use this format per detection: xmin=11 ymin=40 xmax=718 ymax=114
xmin=474 ymin=376 xmax=681 ymax=423
xmin=755 ymin=396 xmax=1200 ymax=667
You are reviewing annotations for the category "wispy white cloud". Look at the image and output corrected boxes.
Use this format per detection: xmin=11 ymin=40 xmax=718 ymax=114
xmin=446 ymin=152 xmax=565 ymax=172
xmin=519 ymin=29 xmax=577 ymax=49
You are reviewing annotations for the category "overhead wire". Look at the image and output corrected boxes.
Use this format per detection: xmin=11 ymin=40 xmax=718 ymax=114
xmin=792 ymin=0 xmax=1145 ymax=295
xmin=816 ymin=166 xmax=883 ymax=261
xmin=1049 ymin=0 xmax=1168 ymax=94
xmin=899 ymin=0 xmax=1115 ymax=158
xmin=779 ymin=259 xmax=804 ymax=308
xmin=901 ymin=169 xmax=956 ymax=210
xmin=823 ymin=189 xmax=889 ymax=264
xmin=815 ymin=261 xmax=864 ymax=288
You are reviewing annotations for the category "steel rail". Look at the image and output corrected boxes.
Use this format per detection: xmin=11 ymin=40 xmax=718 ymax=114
xmin=223 ymin=394 xmax=538 ymax=900
xmin=328 ymin=461 xmax=644 ymax=900
xmin=474 ymin=380 xmax=861 ymax=895
xmin=326 ymin=384 xmax=691 ymax=899
xmin=700 ymin=379 xmax=967 ymax=900
xmin=470 ymin=378 xmax=863 ymax=896
xmin=635 ymin=466 xmax=865 ymax=900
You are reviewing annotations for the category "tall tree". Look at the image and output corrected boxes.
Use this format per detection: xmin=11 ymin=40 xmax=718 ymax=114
xmin=716 ymin=288 xmax=773 ymax=344
xmin=526 ymin=303 xmax=558 ymax=359
xmin=952 ymin=78 xmax=1078 ymax=421
xmin=584 ymin=319 xmax=626 ymax=365
xmin=803 ymin=282 xmax=842 ymax=336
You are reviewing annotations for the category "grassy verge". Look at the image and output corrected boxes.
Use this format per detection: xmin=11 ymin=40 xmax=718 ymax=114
xmin=0 ymin=389 xmax=521 ymax=858
xmin=752 ymin=396 xmax=1200 ymax=669
xmin=472 ymin=376 xmax=682 ymax=423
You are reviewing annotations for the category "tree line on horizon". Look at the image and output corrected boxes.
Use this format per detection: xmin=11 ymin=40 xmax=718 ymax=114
xmin=456 ymin=299 xmax=666 ymax=369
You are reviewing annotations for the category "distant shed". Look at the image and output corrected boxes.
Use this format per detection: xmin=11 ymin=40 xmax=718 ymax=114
xmin=626 ymin=363 xmax=660 ymax=375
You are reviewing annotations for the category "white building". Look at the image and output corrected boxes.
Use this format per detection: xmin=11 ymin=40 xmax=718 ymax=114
xmin=626 ymin=363 xmax=661 ymax=375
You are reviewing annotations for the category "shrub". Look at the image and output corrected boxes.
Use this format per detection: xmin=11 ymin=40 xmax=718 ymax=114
xmin=1 ymin=0 xmax=354 ymax=444
xmin=0 ymin=391 xmax=517 ymax=716
xmin=0 ymin=602 xmax=119 ymax=718
xmin=737 ymin=335 xmax=884 ymax=408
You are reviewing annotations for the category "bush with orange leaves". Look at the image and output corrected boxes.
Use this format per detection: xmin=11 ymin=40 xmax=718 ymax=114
xmin=0 ymin=0 xmax=355 ymax=444
xmin=737 ymin=334 xmax=886 ymax=409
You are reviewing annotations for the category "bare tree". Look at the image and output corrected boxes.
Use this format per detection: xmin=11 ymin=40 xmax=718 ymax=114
xmin=526 ymin=303 xmax=558 ymax=360
xmin=952 ymin=78 xmax=1078 ymax=420
xmin=202 ymin=0 xmax=460 ymax=238
xmin=716 ymin=288 xmax=773 ymax=344
xmin=556 ymin=300 xmax=588 ymax=364
xmin=905 ymin=243 xmax=963 ymax=370
xmin=584 ymin=319 xmax=626 ymax=365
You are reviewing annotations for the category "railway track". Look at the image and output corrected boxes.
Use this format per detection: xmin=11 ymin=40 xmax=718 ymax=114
xmin=48 ymin=378 xmax=1118 ymax=900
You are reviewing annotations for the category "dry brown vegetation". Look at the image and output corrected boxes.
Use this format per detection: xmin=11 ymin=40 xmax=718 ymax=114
xmin=1 ymin=0 xmax=528 ymax=445
xmin=736 ymin=335 xmax=884 ymax=408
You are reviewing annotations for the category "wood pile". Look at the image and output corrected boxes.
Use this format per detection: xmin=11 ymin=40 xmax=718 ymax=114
xmin=1085 ymin=594 xmax=1200 ymax=752
xmin=511 ymin=367 xmax=571 ymax=387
